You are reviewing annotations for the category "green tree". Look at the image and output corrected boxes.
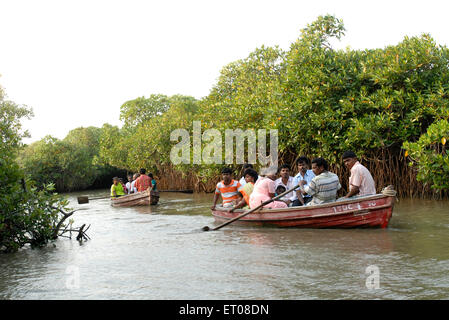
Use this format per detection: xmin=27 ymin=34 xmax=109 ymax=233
xmin=403 ymin=119 xmax=449 ymax=191
xmin=21 ymin=126 xmax=123 ymax=192
xmin=120 ymin=94 xmax=171 ymax=128
xmin=1 ymin=85 xmax=70 ymax=253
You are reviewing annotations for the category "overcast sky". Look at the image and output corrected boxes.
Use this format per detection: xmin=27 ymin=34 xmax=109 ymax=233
xmin=1 ymin=0 xmax=448 ymax=143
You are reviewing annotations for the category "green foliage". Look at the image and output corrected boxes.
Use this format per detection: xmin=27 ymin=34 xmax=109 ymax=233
xmin=120 ymin=94 xmax=171 ymax=127
xmin=10 ymin=14 xmax=449 ymax=193
xmin=20 ymin=126 xmax=122 ymax=192
xmin=403 ymin=119 xmax=449 ymax=191
xmin=92 ymin=14 xmax=449 ymax=192
xmin=281 ymin=17 xmax=449 ymax=164
xmin=98 ymin=94 xmax=200 ymax=174
xmin=1 ymin=88 xmax=70 ymax=252
xmin=201 ymin=45 xmax=286 ymax=130
xmin=0 ymin=181 xmax=70 ymax=253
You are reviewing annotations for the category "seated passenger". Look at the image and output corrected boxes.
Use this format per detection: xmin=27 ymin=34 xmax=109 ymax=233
xmin=238 ymin=163 xmax=254 ymax=187
xmin=148 ymin=173 xmax=158 ymax=191
xmin=249 ymin=166 xmax=288 ymax=210
xmin=298 ymin=157 xmax=341 ymax=205
xmin=274 ymin=164 xmax=300 ymax=207
xmin=228 ymin=168 xmax=258 ymax=212
xmin=342 ymin=151 xmax=376 ymax=198
xmin=130 ymin=173 xmax=139 ymax=194
xmin=275 ymin=185 xmax=286 ymax=196
xmin=125 ymin=174 xmax=133 ymax=194
xmin=293 ymin=156 xmax=315 ymax=205
xmin=111 ymin=177 xmax=126 ymax=199
xmin=211 ymin=167 xmax=242 ymax=210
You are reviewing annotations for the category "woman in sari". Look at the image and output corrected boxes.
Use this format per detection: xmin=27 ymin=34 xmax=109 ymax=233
xmin=249 ymin=166 xmax=288 ymax=210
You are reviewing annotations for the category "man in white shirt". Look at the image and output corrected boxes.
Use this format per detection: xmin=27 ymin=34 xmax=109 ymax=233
xmin=130 ymin=173 xmax=140 ymax=194
xmin=293 ymin=156 xmax=315 ymax=205
xmin=125 ymin=174 xmax=133 ymax=194
xmin=274 ymin=164 xmax=300 ymax=207
xmin=342 ymin=151 xmax=376 ymax=198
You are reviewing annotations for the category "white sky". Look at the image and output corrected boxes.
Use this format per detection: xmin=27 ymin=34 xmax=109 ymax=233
xmin=1 ymin=0 xmax=448 ymax=143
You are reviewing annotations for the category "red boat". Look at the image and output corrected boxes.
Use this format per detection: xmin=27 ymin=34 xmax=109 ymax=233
xmin=211 ymin=191 xmax=396 ymax=229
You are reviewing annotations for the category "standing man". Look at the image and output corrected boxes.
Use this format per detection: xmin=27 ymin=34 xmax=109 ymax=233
xmin=135 ymin=168 xmax=152 ymax=192
xmin=293 ymin=156 xmax=315 ymax=205
xmin=211 ymin=167 xmax=242 ymax=209
xmin=298 ymin=157 xmax=341 ymax=205
xmin=274 ymin=164 xmax=300 ymax=207
xmin=342 ymin=151 xmax=376 ymax=198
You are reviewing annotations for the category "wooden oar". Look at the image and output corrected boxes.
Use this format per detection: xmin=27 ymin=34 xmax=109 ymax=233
xmin=202 ymin=184 xmax=301 ymax=232
xmin=159 ymin=189 xmax=194 ymax=194
xmin=77 ymin=195 xmax=121 ymax=204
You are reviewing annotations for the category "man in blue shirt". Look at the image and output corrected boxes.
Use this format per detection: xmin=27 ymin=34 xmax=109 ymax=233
xmin=293 ymin=156 xmax=315 ymax=205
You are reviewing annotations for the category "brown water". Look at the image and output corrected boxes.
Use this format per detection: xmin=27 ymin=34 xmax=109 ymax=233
xmin=0 ymin=190 xmax=448 ymax=299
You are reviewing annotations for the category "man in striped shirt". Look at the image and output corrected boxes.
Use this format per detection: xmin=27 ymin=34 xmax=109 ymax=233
xmin=211 ymin=167 xmax=242 ymax=209
xmin=298 ymin=157 xmax=341 ymax=205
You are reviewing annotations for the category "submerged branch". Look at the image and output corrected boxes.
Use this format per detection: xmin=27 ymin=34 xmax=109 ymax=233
xmin=50 ymin=206 xmax=91 ymax=241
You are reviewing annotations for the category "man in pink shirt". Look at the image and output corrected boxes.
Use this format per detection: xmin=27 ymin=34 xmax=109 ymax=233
xmin=342 ymin=151 xmax=376 ymax=198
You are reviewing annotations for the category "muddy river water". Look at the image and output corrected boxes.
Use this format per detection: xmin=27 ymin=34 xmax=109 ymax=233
xmin=1 ymin=190 xmax=448 ymax=299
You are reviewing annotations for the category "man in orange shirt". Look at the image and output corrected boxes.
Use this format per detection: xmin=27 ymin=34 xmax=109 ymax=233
xmin=211 ymin=167 xmax=242 ymax=210
xmin=135 ymin=168 xmax=152 ymax=192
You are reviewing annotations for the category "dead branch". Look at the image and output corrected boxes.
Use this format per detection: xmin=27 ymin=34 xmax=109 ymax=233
xmin=50 ymin=206 xmax=91 ymax=241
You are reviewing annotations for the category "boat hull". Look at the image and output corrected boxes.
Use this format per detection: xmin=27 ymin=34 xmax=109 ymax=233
xmin=212 ymin=194 xmax=395 ymax=229
xmin=111 ymin=189 xmax=159 ymax=207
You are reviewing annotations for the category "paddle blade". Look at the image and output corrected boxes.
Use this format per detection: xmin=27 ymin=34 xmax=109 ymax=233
xmin=77 ymin=196 xmax=89 ymax=204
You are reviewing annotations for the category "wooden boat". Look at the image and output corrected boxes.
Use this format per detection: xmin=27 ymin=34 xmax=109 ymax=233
xmin=211 ymin=191 xmax=396 ymax=229
xmin=111 ymin=189 xmax=159 ymax=207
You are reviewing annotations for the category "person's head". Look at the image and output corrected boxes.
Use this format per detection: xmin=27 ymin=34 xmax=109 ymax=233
xmin=118 ymin=178 xmax=124 ymax=184
xmin=243 ymin=168 xmax=258 ymax=184
xmin=148 ymin=173 xmax=154 ymax=179
xmin=278 ymin=164 xmax=290 ymax=179
xmin=140 ymin=168 xmax=146 ymax=175
xmin=127 ymin=174 xmax=133 ymax=182
xmin=241 ymin=163 xmax=253 ymax=174
xmin=296 ymin=156 xmax=311 ymax=173
xmin=275 ymin=185 xmax=286 ymax=195
xmin=112 ymin=177 xmax=119 ymax=185
xmin=221 ymin=167 xmax=233 ymax=183
xmin=311 ymin=157 xmax=328 ymax=176
xmin=342 ymin=151 xmax=358 ymax=170
xmin=133 ymin=173 xmax=140 ymax=180
xmin=260 ymin=166 xmax=278 ymax=181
